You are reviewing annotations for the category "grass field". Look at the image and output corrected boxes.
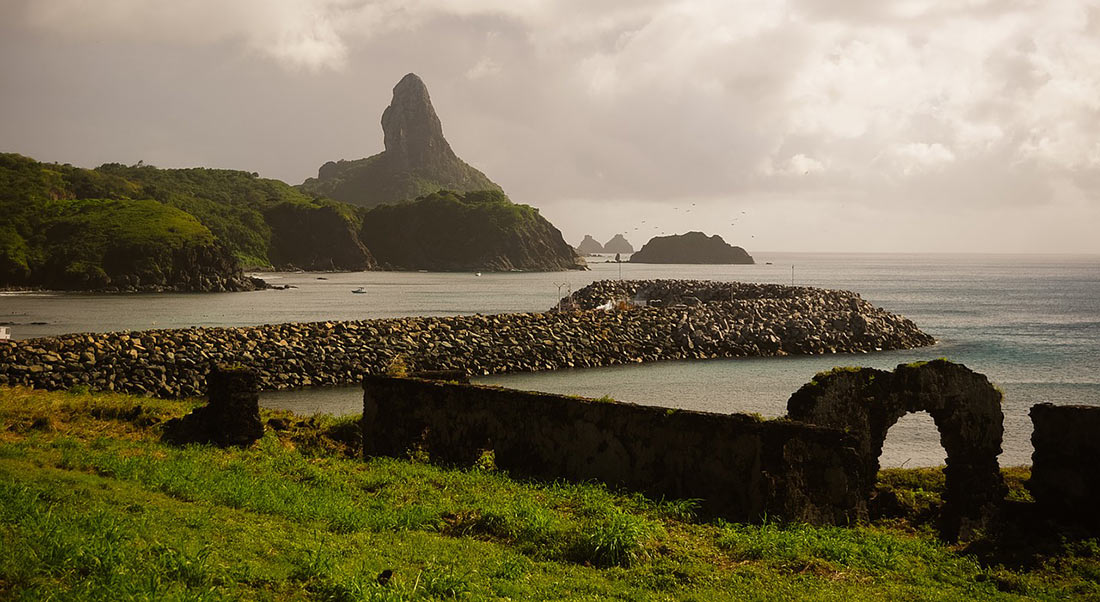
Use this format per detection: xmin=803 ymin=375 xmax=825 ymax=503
xmin=1 ymin=386 xmax=1097 ymax=600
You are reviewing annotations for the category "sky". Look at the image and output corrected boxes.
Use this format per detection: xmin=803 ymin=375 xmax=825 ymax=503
xmin=2 ymin=0 xmax=1099 ymax=254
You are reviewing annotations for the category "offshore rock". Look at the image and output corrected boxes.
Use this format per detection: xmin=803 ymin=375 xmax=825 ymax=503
xmin=603 ymin=234 xmax=634 ymax=254
xmin=630 ymin=231 xmax=753 ymax=264
xmin=575 ymin=235 xmax=605 ymax=254
xmin=301 ymin=73 xmax=502 ymax=208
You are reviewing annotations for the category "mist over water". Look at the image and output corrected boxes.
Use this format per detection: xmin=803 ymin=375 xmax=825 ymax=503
xmin=5 ymin=253 xmax=1098 ymax=467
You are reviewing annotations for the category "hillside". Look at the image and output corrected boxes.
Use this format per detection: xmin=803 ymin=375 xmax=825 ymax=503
xmin=0 ymin=386 xmax=1095 ymax=600
xmin=96 ymin=163 xmax=375 ymax=271
xmin=300 ymin=73 xmax=503 ymax=207
xmin=360 ymin=189 xmax=584 ymax=271
xmin=2 ymin=149 xmax=585 ymax=289
xmin=0 ymin=154 xmax=259 ymax=291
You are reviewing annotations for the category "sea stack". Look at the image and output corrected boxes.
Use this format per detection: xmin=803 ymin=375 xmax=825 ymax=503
xmin=630 ymin=232 xmax=753 ymax=264
xmin=301 ymin=73 xmax=501 ymax=207
xmin=603 ymin=234 xmax=634 ymax=254
xmin=576 ymin=235 xmax=605 ymax=254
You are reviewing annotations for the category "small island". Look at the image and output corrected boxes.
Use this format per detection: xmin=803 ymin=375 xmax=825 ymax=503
xmin=603 ymin=234 xmax=634 ymax=254
xmin=575 ymin=235 xmax=604 ymax=255
xmin=630 ymin=231 xmax=753 ymax=264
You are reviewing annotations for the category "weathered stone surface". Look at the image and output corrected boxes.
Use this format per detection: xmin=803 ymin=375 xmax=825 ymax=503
xmin=163 ymin=365 xmax=263 ymax=447
xmin=1028 ymin=403 xmax=1100 ymax=530
xmin=786 ymin=360 xmax=1006 ymax=541
xmin=362 ymin=375 xmax=867 ymax=524
xmin=0 ymin=280 xmax=934 ymax=398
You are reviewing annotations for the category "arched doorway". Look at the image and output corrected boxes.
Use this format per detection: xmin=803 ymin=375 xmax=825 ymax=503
xmin=786 ymin=360 xmax=1006 ymax=541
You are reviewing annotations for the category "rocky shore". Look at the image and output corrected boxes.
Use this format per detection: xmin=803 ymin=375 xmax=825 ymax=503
xmin=0 ymin=279 xmax=934 ymax=398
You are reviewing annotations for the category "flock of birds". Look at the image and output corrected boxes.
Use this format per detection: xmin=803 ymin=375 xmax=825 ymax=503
xmin=624 ymin=204 xmax=754 ymax=241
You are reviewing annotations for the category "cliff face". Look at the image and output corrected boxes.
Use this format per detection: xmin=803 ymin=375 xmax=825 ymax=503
xmin=575 ymin=235 xmax=604 ymax=254
xmin=630 ymin=232 xmax=753 ymax=264
xmin=301 ymin=74 xmax=502 ymax=208
xmin=360 ymin=190 xmax=584 ymax=272
xmin=264 ymin=203 xmax=375 ymax=271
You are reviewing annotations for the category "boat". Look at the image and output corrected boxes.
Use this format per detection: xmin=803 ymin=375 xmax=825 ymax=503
xmin=0 ymin=326 xmax=10 ymax=340
xmin=352 ymin=287 xmax=366 ymax=294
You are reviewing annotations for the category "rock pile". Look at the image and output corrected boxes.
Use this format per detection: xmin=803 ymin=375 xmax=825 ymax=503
xmin=0 ymin=279 xmax=934 ymax=398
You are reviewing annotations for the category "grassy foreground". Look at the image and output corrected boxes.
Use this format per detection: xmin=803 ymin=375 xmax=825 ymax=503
xmin=0 ymin=387 xmax=1097 ymax=601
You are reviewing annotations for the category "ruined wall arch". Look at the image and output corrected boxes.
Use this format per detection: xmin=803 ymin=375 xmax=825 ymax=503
xmin=786 ymin=360 xmax=1006 ymax=541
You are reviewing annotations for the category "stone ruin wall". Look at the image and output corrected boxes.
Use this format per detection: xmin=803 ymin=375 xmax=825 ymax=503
xmin=361 ymin=374 xmax=868 ymax=526
xmin=786 ymin=360 xmax=1007 ymax=541
xmin=1029 ymin=403 xmax=1100 ymax=530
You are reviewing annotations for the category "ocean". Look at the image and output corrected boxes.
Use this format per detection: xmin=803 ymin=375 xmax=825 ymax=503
xmin=3 ymin=252 xmax=1098 ymax=467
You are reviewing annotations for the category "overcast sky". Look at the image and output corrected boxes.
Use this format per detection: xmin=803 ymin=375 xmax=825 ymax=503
xmin=2 ymin=0 xmax=1099 ymax=253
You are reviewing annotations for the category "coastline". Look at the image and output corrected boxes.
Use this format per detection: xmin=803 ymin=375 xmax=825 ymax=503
xmin=0 ymin=280 xmax=932 ymax=398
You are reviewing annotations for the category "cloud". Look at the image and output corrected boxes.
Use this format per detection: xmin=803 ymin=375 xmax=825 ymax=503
xmin=892 ymin=142 xmax=956 ymax=175
xmin=465 ymin=56 xmax=502 ymax=80
xmin=7 ymin=0 xmax=1100 ymax=251
xmin=22 ymin=0 xmax=397 ymax=71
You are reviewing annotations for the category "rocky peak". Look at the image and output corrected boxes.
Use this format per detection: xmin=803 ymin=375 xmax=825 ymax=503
xmin=576 ymin=235 xmax=605 ymax=254
xmin=381 ymin=73 xmax=454 ymax=170
xmin=603 ymin=234 xmax=634 ymax=254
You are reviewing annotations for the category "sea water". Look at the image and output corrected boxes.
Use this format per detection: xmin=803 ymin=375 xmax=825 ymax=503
xmin=4 ymin=253 xmax=1098 ymax=466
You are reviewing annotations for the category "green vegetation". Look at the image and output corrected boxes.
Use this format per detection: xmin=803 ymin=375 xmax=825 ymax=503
xmin=1 ymin=153 xmax=575 ymax=287
xmin=808 ymin=365 xmax=868 ymax=387
xmin=0 ymin=154 xmax=377 ymax=289
xmin=1 ymin=386 xmax=1096 ymax=600
xmin=0 ymin=152 xmax=233 ymax=290
xmin=360 ymin=189 xmax=578 ymax=271
xmin=97 ymin=163 xmax=357 ymax=268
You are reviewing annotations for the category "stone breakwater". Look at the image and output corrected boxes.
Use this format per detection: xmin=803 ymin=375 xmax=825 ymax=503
xmin=0 ymin=280 xmax=934 ymax=398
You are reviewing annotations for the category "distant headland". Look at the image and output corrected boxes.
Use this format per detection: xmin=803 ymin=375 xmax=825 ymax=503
xmin=0 ymin=74 xmax=584 ymax=292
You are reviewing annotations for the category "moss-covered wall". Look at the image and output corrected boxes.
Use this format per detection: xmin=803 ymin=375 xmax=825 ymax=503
xmin=361 ymin=375 xmax=867 ymax=525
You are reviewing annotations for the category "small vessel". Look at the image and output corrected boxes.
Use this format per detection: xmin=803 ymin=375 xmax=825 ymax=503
xmin=0 ymin=326 xmax=10 ymax=340
xmin=351 ymin=287 xmax=366 ymax=294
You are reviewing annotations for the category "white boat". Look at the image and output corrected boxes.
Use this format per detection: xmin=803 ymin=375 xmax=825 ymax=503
xmin=0 ymin=326 xmax=10 ymax=340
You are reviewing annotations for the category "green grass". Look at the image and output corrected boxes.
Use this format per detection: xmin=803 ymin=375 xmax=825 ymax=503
xmin=0 ymin=385 xmax=1097 ymax=600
